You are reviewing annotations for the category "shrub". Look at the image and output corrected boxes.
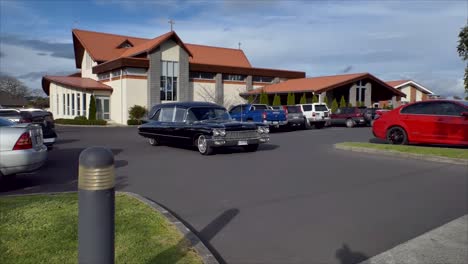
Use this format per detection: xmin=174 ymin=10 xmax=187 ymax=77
xmin=331 ymin=98 xmax=339 ymax=113
xmin=260 ymin=92 xmax=269 ymax=105
xmin=339 ymin=96 xmax=347 ymax=108
xmin=88 ymin=95 xmax=97 ymax=120
xmin=74 ymin=116 xmax=87 ymax=120
xmin=323 ymin=95 xmax=329 ymax=107
xmin=287 ymin=92 xmax=295 ymax=105
xmin=272 ymin=94 xmax=281 ymax=106
xmin=299 ymin=93 xmax=307 ymax=104
xmin=312 ymin=94 xmax=319 ymax=103
xmin=55 ymin=118 xmax=107 ymax=125
xmin=247 ymin=95 xmax=254 ymax=103
xmin=127 ymin=119 xmax=142 ymax=125
xmin=129 ymin=105 xmax=147 ymax=120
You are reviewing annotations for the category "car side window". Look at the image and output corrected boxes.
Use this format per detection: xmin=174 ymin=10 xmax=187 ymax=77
xmin=151 ymin=109 xmax=160 ymax=121
xmin=401 ymin=103 xmax=432 ymax=115
xmin=302 ymin=105 xmax=312 ymax=111
xmin=173 ymin=107 xmax=186 ymax=122
xmin=230 ymin=106 xmax=241 ymax=113
xmin=433 ymin=102 xmax=466 ymax=116
xmin=159 ymin=107 xmax=174 ymax=122
xmin=253 ymin=105 xmax=268 ymax=110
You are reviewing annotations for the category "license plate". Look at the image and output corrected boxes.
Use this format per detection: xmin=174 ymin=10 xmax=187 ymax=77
xmin=293 ymin=116 xmax=299 ymax=119
xmin=273 ymin=121 xmax=279 ymax=124
xmin=238 ymin=140 xmax=248 ymax=146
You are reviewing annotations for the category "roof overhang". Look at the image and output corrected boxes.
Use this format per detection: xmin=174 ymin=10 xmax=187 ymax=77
xmin=42 ymin=76 xmax=113 ymax=95
xmin=394 ymin=80 xmax=434 ymax=95
xmin=92 ymin=57 xmax=149 ymax=74
xmin=190 ymin=63 xmax=305 ymax=79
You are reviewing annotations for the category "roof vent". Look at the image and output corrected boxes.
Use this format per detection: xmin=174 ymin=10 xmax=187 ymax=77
xmin=117 ymin=39 xmax=133 ymax=49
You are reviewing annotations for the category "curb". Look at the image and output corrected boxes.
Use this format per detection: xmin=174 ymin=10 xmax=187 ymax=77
xmin=122 ymin=192 xmax=219 ymax=264
xmin=0 ymin=191 xmax=219 ymax=264
xmin=334 ymin=144 xmax=468 ymax=166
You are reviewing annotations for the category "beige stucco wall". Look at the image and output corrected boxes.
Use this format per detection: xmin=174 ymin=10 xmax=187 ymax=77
xmin=48 ymin=82 xmax=94 ymax=119
xmin=161 ymin=40 xmax=180 ymax=61
xmin=416 ymin=89 xmax=423 ymax=101
xmin=192 ymin=81 xmax=216 ymax=103
xmin=107 ymin=79 xmax=123 ymax=124
xmin=224 ymin=83 xmax=247 ymax=109
xmin=400 ymin=86 xmax=411 ymax=103
xmin=125 ymin=78 xmax=148 ymax=120
xmin=81 ymin=51 xmax=98 ymax=80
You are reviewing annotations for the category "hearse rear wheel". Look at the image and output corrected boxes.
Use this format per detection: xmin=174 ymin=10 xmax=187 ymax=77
xmin=197 ymin=135 xmax=214 ymax=155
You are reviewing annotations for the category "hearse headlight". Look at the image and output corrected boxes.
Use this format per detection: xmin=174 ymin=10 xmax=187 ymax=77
xmin=263 ymin=127 xmax=270 ymax=133
xmin=212 ymin=129 xmax=225 ymax=137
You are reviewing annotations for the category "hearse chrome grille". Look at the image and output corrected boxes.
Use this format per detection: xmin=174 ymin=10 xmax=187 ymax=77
xmin=225 ymin=130 xmax=259 ymax=140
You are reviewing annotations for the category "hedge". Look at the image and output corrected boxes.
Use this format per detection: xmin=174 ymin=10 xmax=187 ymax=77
xmin=127 ymin=119 xmax=142 ymax=125
xmin=55 ymin=118 xmax=107 ymax=125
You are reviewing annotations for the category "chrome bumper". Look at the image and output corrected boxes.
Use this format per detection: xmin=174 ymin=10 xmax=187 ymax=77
xmin=207 ymin=136 xmax=270 ymax=147
xmin=0 ymin=145 xmax=48 ymax=176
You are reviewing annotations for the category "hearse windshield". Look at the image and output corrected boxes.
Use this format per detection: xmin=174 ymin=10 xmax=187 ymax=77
xmin=188 ymin=107 xmax=231 ymax=122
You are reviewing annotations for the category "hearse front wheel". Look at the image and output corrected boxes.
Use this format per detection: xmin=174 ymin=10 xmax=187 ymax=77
xmin=243 ymin=144 xmax=259 ymax=152
xmin=197 ymin=135 xmax=214 ymax=155
xmin=386 ymin=126 xmax=408 ymax=145
xmin=148 ymin=137 xmax=160 ymax=146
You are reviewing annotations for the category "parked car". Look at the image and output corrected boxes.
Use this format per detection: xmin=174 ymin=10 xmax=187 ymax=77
xmin=138 ymin=102 xmax=270 ymax=155
xmin=297 ymin=103 xmax=330 ymax=129
xmin=0 ymin=109 xmax=57 ymax=147
xmin=372 ymin=100 xmax=468 ymax=146
xmin=283 ymin=105 xmax=305 ymax=128
xmin=330 ymin=107 xmax=368 ymax=128
xmin=229 ymin=104 xmax=288 ymax=128
xmin=0 ymin=117 xmax=48 ymax=179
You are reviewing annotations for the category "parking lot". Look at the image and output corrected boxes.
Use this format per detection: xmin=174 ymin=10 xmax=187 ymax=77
xmin=1 ymin=126 xmax=466 ymax=264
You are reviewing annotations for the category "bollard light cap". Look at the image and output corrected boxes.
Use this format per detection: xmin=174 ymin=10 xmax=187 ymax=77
xmin=79 ymin=147 xmax=114 ymax=169
xmin=78 ymin=147 xmax=115 ymax=190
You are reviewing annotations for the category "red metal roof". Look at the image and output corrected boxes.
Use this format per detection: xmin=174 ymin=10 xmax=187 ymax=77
xmin=244 ymin=73 xmax=406 ymax=97
xmin=186 ymin=44 xmax=251 ymax=68
xmin=42 ymin=76 xmax=113 ymax=95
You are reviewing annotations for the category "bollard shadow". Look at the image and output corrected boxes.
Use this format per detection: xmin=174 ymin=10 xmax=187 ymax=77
xmin=335 ymin=243 xmax=369 ymax=264
xmin=0 ymin=147 xmax=125 ymax=194
xmin=114 ymin=160 xmax=128 ymax=169
xmin=147 ymin=208 xmax=239 ymax=264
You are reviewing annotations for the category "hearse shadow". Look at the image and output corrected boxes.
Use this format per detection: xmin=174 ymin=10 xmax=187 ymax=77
xmin=0 ymin=147 xmax=128 ymax=194
xmin=160 ymin=141 xmax=280 ymax=154
xmin=335 ymin=243 xmax=369 ymax=264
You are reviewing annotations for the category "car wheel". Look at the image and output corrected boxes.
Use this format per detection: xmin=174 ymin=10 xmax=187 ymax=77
xmin=303 ymin=118 xmax=311 ymax=130
xmin=148 ymin=137 xmax=160 ymax=146
xmin=197 ymin=135 xmax=214 ymax=155
xmin=243 ymin=144 xmax=259 ymax=152
xmin=345 ymin=119 xmax=355 ymax=128
xmin=386 ymin=126 xmax=408 ymax=145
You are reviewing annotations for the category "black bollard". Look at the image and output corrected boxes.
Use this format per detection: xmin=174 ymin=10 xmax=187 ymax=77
xmin=78 ymin=147 xmax=115 ymax=264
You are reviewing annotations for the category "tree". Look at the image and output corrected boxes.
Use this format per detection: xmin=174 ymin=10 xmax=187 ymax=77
xmin=323 ymin=95 xmax=329 ymax=107
xmin=453 ymin=95 xmax=462 ymax=100
xmin=129 ymin=105 xmax=147 ymax=120
xmin=88 ymin=95 xmax=97 ymax=120
xmin=331 ymin=98 xmax=339 ymax=113
xmin=272 ymin=94 xmax=281 ymax=106
xmin=339 ymin=96 xmax=347 ymax=108
xmin=287 ymin=92 xmax=295 ymax=105
xmin=312 ymin=94 xmax=319 ymax=103
xmin=299 ymin=93 xmax=307 ymax=104
xmin=247 ymin=94 xmax=254 ymax=103
xmin=457 ymin=25 xmax=468 ymax=94
xmin=0 ymin=74 xmax=30 ymax=97
xmin=27 ymin=97 xmax=49 ymax=109
xmin=260 ymin=92 xmax=269 ymax=105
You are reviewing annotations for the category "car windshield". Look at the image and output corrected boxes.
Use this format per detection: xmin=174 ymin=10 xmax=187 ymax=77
xmin=286 ymin=106 xmax=300 ymax=113
xmin=188 ymin=107 xmax=231 ymax=122
xmin=0 ymin=117 xmax=15 ymax=127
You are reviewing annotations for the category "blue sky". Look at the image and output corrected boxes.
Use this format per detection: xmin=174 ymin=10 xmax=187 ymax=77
xmin=0 ymin=0 xmax=466 ymax=97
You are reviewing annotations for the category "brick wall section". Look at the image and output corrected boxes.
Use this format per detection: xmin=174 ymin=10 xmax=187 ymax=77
xmin=421 ymin=93 xmax=428 ymax=101
xmin=148 ymin=48 xmax=161 ymax=107
xmin=178 ymin=48 xmax=190 ymax=101
xmin=246 ymin=75 xmax=253 ymax=91
xmin=215 ymin=73 xmax=223 ymax=105
xmin=410 ymin=86 xmax=416 ymax=103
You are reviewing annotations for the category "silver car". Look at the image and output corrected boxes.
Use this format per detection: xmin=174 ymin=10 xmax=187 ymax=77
xmin=0 ymin=117 xmax=47 ymax=178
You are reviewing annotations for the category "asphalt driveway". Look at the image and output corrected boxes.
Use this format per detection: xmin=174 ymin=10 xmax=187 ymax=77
xmin=1 ymin=126 xmax=466 ymax=264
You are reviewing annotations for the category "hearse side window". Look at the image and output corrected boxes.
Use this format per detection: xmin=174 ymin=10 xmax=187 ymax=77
xmin=302 ymin=105 xmax=312 ymax=111
xmin=159 ymin=107 xmax=174 ymax=122
xmin=173 ymin=107 xmax=186 ymax=122
xmin=151 ymin=109 xmax=161 ymax=121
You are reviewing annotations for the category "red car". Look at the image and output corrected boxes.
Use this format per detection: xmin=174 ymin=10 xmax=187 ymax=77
xmin=372 ymin=100 xmax=468 ymax=146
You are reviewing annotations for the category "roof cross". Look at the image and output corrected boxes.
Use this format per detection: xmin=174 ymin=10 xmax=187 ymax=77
xmin=238 ymin=42 xmax=241 ymax=50
xmin=168 ymin=19 xmax=175 ymax=31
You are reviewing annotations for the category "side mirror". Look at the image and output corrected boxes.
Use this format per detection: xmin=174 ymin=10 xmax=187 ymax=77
xmin=461 ymin=112 xmax=468 ymax=117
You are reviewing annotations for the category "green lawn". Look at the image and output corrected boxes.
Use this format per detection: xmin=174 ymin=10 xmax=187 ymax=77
xmin=337 ymin=142 xmax=468 ymax=159
xmin=0 ymin=193 xmax=203 ymax=264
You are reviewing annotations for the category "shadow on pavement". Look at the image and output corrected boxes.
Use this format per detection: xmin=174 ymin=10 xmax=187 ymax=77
xmin=0 ymin=147 xmax=126 ymax=194
xmin=336 ymin=243 xmax=369 ymax=264
xmin=148 ymin=208 xmax=239 ymax=264
xmin=54 ymin=139 xmax=81 ymax=145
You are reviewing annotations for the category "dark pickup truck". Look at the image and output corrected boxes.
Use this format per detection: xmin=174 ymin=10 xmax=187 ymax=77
xmin=229 ymin=104 xmax=288 ymax=128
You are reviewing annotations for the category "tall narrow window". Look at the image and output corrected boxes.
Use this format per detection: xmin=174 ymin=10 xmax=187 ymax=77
xmin=160 ymin=61 xmax=179 ymax=101
xmin=67 ymin=94 xmax=70 ymax=115
xmin=77 ymin=93 xmax=81 ymax=116
xmin=63 ymin=94 xmax=66 ymax=115
xmin=83 ymin=93 xmax=87 ymax=117
xmin=355 ymin=81 xmax=366 ymax=103
xmin=56 ymin=95 xmax=59 ymax=115
xmin=72 ymin=94 xmax=75 ymax=116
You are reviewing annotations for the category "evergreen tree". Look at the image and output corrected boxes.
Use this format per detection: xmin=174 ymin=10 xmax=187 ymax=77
xmin=312 ymin=94 xmax=319 ymax=103
xmin=287 ymin=92 xmax=296 ymax=105
xmin=88 ymin=95 xmax=97 ymax=120
xmin=299 ymin=93 xmax=307 ymax=104
xmin=323 ymin=95 xmax=329 ymax=107
xmin=339 ymin=96 xmax=347 ymax=108
xmin=331 ymin=98 xmax=339 ymax=113
xmin=247 ymin=94 xmax=254 ymax=103
xmin=272 ymin=94 xmax=281 ymax=106
xmin=260 ymin=92 xmax=269 ymax=105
